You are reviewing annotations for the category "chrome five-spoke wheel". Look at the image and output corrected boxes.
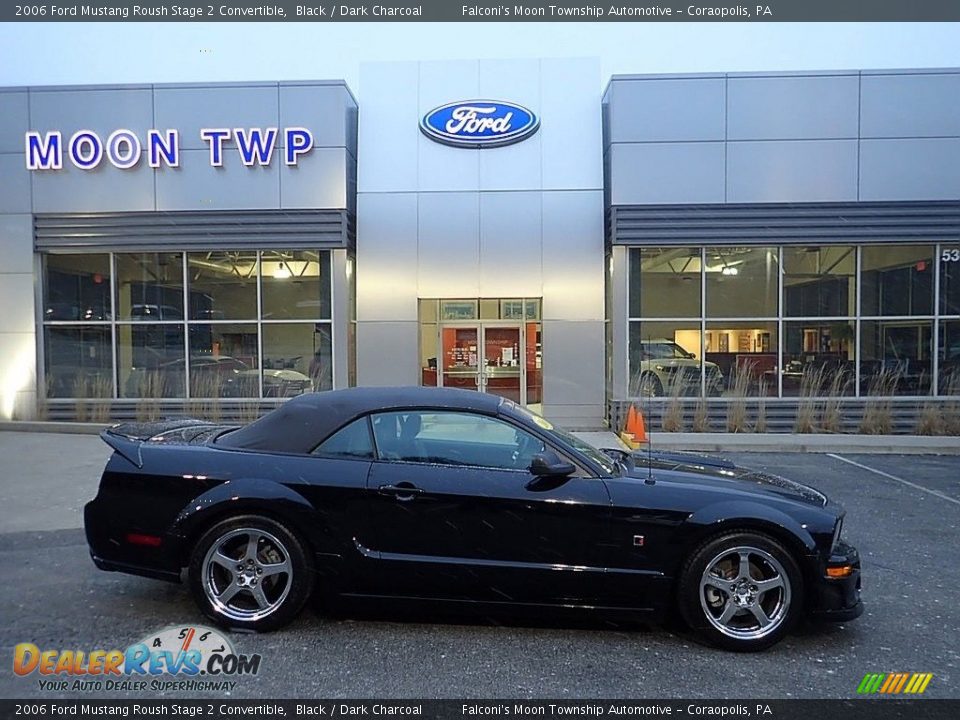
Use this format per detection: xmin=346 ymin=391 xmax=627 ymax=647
xmin=699 ymin=546 xmax=791 ymax=640
xmin=202 ymin=527 xmax=293 ymax=622
xmin=190 ymin=515 xmax=313 ymax=631
xmin=679 ymin=531 xmax=802 ymax=651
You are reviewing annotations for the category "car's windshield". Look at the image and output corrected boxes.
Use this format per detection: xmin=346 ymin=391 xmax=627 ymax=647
xmin=506 ymin=401 xmax=617 ymax=475
xmin=642 ymin=341 xmax=691 ymax=360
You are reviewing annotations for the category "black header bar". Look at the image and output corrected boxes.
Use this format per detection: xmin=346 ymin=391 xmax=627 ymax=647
xmin=5 ymin=1 xmax=960 ymax=22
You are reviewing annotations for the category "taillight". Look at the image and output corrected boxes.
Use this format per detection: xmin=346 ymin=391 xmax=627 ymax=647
xmin=125 ymin=533 xmax=162 ymax=547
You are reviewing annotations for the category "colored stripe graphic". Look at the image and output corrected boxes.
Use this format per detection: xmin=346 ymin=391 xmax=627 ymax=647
xmin=858 ymin=673 xmax=933 ymax=694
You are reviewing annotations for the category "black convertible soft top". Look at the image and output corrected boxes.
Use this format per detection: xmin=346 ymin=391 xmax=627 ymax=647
xmin=216 ymin=386 xmax=503 ymax=454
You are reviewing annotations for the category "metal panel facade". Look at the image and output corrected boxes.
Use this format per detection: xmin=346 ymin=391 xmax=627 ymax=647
xmin=357 ymin=59 xmax=605 ymax=426
xmin=726 ymin=74 xmax=859 ymax=140
xmin=726 ymin=139 xmax=859 ymax=203
xmin=860 ymin=138 xmax=960 ymax=201
xmin=609 ymin=142 xmax=725 ymax=205
xmin=605 ymin=69 xmax=960 ymax=208
xmin=0 ymin=80 xmax=356 ymax=420
xmin=605 ymin=77 xmax=726 ymax=143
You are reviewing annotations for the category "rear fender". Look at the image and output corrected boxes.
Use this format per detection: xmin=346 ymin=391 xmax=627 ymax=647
xmin=169 ymin=477 xmax=317 ymax=563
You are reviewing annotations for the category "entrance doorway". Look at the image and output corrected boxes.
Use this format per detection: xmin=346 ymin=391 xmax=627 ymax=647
xmin=419 ymin=299 xmax=542 ymax=411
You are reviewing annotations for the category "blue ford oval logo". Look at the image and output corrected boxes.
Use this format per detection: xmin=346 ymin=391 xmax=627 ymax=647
xmin=420 ymin=100 xmax=540 ymax=148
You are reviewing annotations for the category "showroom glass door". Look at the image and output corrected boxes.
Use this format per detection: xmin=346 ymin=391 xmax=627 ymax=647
xmin=440 ymin=326 xmax=481 ymax=391
xmin=438 ymin=323 xmax=529 ymax=405
xmin=480 ymin=325 xmax=524 ymax=404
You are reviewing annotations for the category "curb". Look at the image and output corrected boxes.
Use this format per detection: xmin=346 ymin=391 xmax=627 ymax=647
xmin=639 ymin=433 xmax=960 ymax=455
xmin=3 ymin=422 xmax=960 ymax=453
xmin=0 ymin=421 xmax=107 ymax=435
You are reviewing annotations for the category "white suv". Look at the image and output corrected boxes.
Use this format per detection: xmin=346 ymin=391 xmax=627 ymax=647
xmin=632 ymin=339 xmax=723 ymax=396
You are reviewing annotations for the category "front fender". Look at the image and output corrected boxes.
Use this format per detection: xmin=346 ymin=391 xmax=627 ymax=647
xmin=682 ymin=500 xmax=818 ymax=558
xmin=168 ymin=477 xmax=317 ymax=564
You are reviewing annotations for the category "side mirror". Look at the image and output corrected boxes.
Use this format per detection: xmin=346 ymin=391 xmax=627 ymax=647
xmin=529 ymin=451 xmax=575 ymax=478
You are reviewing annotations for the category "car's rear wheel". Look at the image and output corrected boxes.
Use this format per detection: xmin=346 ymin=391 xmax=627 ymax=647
xmin=188 ymin=515 xmax=313 ymax=632
xmin=678 ymin=531 xmax=803 ymax=651
xmin=636 ymin=372 xmax=664 ymax=397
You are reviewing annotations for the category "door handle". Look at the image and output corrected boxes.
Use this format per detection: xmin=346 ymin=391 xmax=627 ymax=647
xmin=377 ymin=483 xmax=423 ymax=502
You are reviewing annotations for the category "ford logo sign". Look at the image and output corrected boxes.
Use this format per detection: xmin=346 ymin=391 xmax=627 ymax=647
xmin=420 ymin=100 xmax=540 ymax=148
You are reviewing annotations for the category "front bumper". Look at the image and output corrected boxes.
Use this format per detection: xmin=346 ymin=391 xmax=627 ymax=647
xmin=807 ymin=539 xmax=864 ymax=622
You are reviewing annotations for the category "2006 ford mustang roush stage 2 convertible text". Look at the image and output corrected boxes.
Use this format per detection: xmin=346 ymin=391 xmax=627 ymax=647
xmin=85 ymin=387 xmax=862 ymax=651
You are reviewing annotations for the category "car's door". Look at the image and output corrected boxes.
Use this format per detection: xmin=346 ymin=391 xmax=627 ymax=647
xmin=362 ymin=410 xmax=613 ymax=606
xmin=289 ymin=417 xmax=378 ymax=594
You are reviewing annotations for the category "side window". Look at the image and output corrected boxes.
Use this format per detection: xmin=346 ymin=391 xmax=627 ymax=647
xmin=312 ymin=418 xmax=374 ymax=460
xmin=370 ymin=411 xmax=545 ymax=470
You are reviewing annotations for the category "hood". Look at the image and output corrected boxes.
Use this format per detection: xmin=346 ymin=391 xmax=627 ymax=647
xmin=625 ymin=449 xmax=827 ymax=507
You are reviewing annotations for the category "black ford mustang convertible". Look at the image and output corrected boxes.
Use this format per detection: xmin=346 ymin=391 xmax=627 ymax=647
xmin=85 ymin=387 xmax=862 ymax=651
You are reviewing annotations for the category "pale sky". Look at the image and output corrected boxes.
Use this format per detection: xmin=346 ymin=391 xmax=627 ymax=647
xmin=1 ymin=22 xmax=958 ymax=94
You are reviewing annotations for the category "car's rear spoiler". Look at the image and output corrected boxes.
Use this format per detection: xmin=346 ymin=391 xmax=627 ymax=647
xmin=99 ymin=419 xmax=217 ymax=468
xmin=100 ymin=428 xmax=145 ymax=468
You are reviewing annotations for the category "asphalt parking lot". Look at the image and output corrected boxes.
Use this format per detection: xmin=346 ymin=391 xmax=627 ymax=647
xmin=0 ymin=431 xmax=958 ymax=700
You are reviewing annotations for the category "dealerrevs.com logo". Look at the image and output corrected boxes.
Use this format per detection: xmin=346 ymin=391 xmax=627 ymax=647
xmin=13 ymin=625 xmax=261 ymax=693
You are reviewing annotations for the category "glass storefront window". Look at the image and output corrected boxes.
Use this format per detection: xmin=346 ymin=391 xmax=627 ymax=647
xmin=440 ymin=300 xmax=479 ymax=320
xmin=188 ymin=323 xmax=260 ymax=397
xmin=43 ymin=254 xmax=111 ymax=321
xmin=704 ymin=321 xmax=778 ymax=397
xmin=187 ymin=251 xmax=259 ymax=320
xmin=261 ymin=250 xmax=331 ymax=320
xmin=861 ymin=245 xmax=934 ymax=316
xmin=116 ymin=324 xmax=186 ymax=398
xmin=41 ymin=249 xmax=338 ymax=400
xmin=938 ymin=320 xmax=960 ymax=395
xmin=940 ymin=245 xmax=960 ymax=316
xmin=860 ymin=320 xmax=932 ymax=396
xmin=44 ymin=326 xmax=112 ymax=398
xmin=783 ymin=246 xmax=855 ymax=317
xmin=262 ymin=323 xmax=331 ymax=396
xmin=629 ymin=247 xmax=701 ymax=318
xmin=782 ymin=321 xmax=855 ymax=397
xmin=114 ymin=253 xmax=184 ymax=321
xmin=706 ymin=247 xmax=778 ymax=318
xmin=628 ymin=321 xmax=707 ymax=397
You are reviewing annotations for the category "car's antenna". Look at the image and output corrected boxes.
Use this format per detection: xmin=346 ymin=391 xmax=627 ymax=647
xmin=646 ymin=333 xmax=654 ymax=484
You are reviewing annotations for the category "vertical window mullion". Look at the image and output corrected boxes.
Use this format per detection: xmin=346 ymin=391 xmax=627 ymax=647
xmin=183 ymin=252 xmax=191 ymax=400
xmin=701 ymin=246 xmax=707 ymax=397
xmin=777 ymin=246 xmax=783 ymax=399
xmin=855 ymin=246 xmax=862 ymax=398
xmin=326 ymin=250 xmax=336 ymax=390
xmin=109 ymin=253 xmax=118 ymax=400
xmin=933 ymin=243 xmax=941 ymax=396
xmin=256 ymin=251 xmax=264 ymax=400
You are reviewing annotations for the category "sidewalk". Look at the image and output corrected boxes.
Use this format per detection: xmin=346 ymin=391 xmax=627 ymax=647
xmin=4 ymin=421 xmax=960 ymax=453
xmin=574 ymin=430 xmax=960 ymax=455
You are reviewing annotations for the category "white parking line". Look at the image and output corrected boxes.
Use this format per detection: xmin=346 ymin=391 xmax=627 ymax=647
xmin=827 ymin=453 xmax=960 ymax=507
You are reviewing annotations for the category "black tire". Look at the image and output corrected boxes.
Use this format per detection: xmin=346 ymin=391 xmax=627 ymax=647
xmin=188 ymin=515 xmax=314 ymax=632
xmin=637 ymin=373 xmax=664 ymax=397
xmin=678 ymin=530 xmax=803 ymax=652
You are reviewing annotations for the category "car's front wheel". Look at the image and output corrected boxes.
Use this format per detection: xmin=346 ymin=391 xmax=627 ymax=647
xmin=188 ymin=515 xmax=313 ymax=632
xmin=678 ymin=531 xmax=803 ymax=651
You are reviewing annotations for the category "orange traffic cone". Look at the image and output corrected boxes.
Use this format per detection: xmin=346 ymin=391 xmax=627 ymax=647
xmin=619 ymin=404 xmax=648 ymax=449
xmin=627 ymin=404 xmax=648 ymax=445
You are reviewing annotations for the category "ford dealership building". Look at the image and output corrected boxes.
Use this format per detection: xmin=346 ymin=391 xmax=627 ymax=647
xmin=1 ymin=60 xmax=959 ymax=430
